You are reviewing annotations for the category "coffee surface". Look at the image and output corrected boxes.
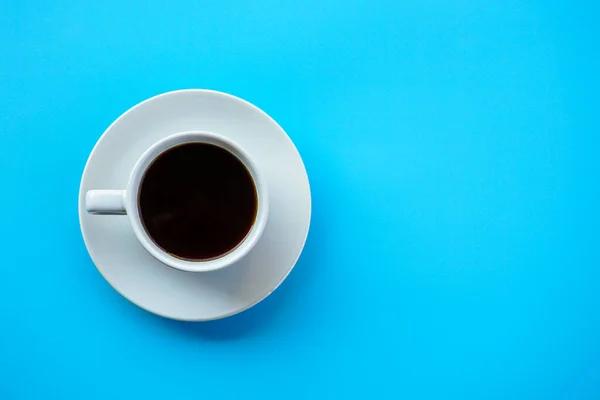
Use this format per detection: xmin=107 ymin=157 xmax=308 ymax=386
xmin=139 ymin=143 xmax=258 ymax=260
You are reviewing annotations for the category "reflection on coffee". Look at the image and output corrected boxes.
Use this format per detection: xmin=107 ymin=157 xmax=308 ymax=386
xmin=139 ymin=143 xmax=258 ymax=260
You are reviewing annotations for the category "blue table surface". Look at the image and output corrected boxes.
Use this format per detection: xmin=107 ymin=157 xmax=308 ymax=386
xmin=1 ymin=1 xmax=599 ymax=399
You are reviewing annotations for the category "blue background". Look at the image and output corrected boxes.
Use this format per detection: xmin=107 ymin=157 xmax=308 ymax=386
xmin=1 ymin=1 xmax=599 ymax=399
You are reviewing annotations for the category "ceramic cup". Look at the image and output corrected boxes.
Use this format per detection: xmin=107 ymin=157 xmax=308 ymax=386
xmin=85 ymin=131 xmax=269 ymax=273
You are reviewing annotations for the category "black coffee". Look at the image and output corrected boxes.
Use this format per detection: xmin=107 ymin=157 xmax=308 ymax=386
xmin=138 ymin=143 xmax=258 ymax=260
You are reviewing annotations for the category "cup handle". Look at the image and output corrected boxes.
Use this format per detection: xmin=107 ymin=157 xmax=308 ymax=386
xmin=86 ymin=190 xmax=127 ymax=215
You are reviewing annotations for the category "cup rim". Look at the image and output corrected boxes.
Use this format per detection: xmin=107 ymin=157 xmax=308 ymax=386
xmin=125 ymin=131 xmax=269 ymax=272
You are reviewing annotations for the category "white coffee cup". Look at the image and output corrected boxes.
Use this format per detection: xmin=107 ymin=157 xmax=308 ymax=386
xmin=85 ymin=131 xmax=269 ymax=273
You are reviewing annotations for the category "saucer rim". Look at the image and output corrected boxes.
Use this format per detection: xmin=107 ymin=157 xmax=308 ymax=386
xmin=78 ymin=89 xmax=311 ymax=321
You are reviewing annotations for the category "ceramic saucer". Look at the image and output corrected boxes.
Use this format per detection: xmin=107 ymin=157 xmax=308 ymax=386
xmin=78 ymin=90 xmax=311 ymax=321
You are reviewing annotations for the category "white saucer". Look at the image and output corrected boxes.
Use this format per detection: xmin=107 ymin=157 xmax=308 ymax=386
xmin=78 ymin=90 xmax=311 ymax=321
